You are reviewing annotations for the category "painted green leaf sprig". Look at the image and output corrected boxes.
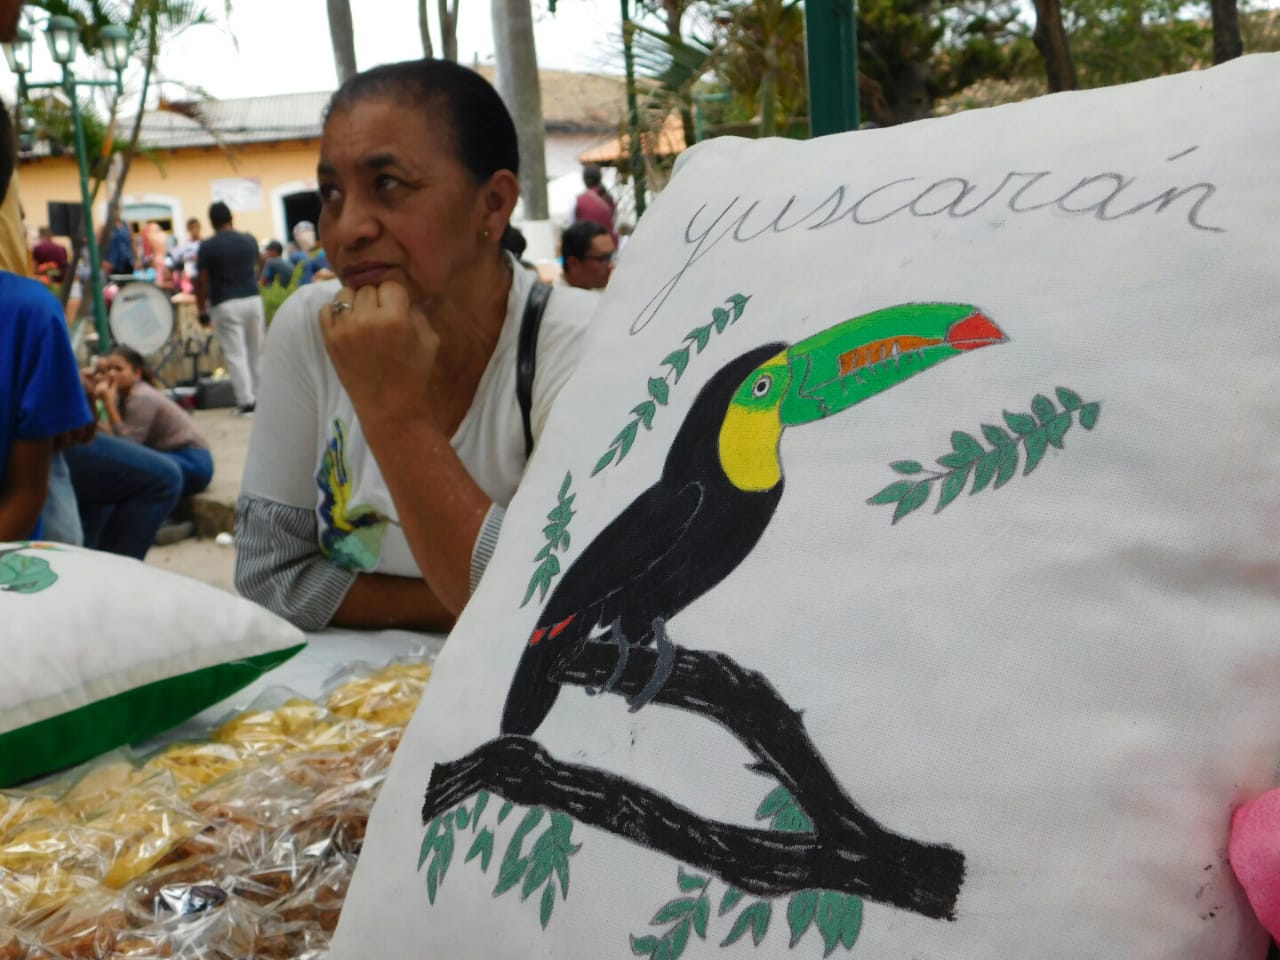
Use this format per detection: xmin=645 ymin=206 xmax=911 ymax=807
xmin=868 ymin=387 xmax=1101 ymax=524
xmin=491 ymin=805 xmax=581 ymax=929
xmin=593 ymin=294 xmax=751 ymax=477
xmin=420 ymin=795 xmax=582 ymax=930
xmin=523 ymin=472 xmax=576 ymax=606
xmin=628 ymin=786 xmax=863 ymax=958
xmin=629 ymin=867 xmax=712 ymax=958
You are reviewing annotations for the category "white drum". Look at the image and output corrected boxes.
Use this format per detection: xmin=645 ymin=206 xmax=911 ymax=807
xmin=109 ymin=281 xmax=174 ymax=356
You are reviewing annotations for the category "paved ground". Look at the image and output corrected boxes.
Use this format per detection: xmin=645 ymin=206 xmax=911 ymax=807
xmin=142 ymin=407 xmax=250 ymax=592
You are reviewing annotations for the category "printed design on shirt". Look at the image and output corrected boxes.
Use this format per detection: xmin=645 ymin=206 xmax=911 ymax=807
xmin=0 ymin=542 xmax=60 ymax=594
xmin=419 ymin=302 xmax=1012 ymax=948
xmin=316 ymin=417 xmax=390 ymax=572
xmin=867 ymin=387 xmax=1102 ymax=523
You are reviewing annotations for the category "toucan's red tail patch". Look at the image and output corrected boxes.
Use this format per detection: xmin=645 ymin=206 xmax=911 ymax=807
xmin=529 ymin=614 xmax=576 ymax=647
xmin=947 ymin=312 xmax=1005 ymax=350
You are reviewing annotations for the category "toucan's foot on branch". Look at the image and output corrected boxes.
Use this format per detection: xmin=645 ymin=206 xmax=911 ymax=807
xmin=586 ymin=617 xmax=629 ymax=697
xmin=628 ymin=616 xmax=675 ymax=712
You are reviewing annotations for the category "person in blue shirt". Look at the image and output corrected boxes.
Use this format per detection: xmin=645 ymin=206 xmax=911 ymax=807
xmin=104 ymin=214 xmax=135 ymax=276
xmin=0 ymin=274 xmax=94 ymax=540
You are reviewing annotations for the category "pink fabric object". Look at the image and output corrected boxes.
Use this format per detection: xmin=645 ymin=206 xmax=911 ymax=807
xmin=1231 ymin=790 xmax=1280 ymax=939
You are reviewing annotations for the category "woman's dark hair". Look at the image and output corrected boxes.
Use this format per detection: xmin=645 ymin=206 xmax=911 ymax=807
xmin=325 ymin=59 xmax=519 ymax=186
xmin=110 ymin=345 xmax=158 ymax=386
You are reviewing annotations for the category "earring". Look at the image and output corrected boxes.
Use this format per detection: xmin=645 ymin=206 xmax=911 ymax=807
xmin=482 ymin=228 xmax=490 ymax=240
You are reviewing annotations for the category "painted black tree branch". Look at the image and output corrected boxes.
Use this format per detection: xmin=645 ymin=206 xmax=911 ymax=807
xmin=423 ymin=640 xmax=965 ymax=921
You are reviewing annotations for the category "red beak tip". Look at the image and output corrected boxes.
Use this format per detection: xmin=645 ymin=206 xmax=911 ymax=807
xmin=947 ymin=312 xmax=1005 ymax=350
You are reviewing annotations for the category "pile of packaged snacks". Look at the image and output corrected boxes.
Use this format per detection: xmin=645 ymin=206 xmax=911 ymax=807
xmin=0 ymin=658 xmax=432 ymax=958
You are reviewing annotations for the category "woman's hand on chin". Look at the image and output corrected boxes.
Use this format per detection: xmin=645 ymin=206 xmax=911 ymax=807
xmin=320 ymin=280 xmax=442 ymax=429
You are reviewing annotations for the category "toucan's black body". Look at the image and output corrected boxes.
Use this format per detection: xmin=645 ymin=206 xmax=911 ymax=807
xmin=501 ymin=343 xmax=787 ymax=737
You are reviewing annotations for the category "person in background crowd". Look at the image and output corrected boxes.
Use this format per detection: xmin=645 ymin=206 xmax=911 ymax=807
xmin=289 ymin=220 xmax=331 ymax=285
xmin=31 ymin=225 xmax=67 ymax=283
xmin=259 ymin=240 xmax=295 ymax=287
xmin=197 ymin=201 xmax=266 ymax=416
xmin=96 ymin=346 xmax=213 ymax=496
xmin=0 ymin=100 xmax=94 ymax=541
xmin=235 ymin=58 xmax=599 ymax=633
xmin=104 ymin=213 xmax=135 ymax=277
xmin=573 ymin=162 xmax=617 ymax=242
xmin=559 ymin=219 xmax=615 ymax=291
xmin=168 ymin=217 xmax=202 ymax=294
xmin=58 ymin=357 xmax=184 ymax=558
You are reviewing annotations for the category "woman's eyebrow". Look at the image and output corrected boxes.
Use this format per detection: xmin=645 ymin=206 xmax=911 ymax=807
xmin=361 ymin=152 xmax=400 ymax=172
xmin=316 ymin=153 xmax=401 ymax=178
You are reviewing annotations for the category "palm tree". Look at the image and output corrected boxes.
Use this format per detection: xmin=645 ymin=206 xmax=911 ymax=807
xmin=490 ymin=0 xmax=548 ymax=220
xmin=418 ymin=0 xmax=460 ymax=60
xmin=326 ymin=0 xmax=356 ymax=84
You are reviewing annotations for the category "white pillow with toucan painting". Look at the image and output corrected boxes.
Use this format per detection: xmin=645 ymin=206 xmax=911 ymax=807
xmin=331 ymin=54 xmax=1280 ymax=958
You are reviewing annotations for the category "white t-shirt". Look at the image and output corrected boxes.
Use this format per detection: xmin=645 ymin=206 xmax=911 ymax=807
xmin=241 ymin=257 xmax=599 ymax=577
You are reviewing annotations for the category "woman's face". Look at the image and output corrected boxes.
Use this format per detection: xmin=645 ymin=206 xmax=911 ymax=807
xmin=103 ymin=355 xmax=138 ymax=391
xmin=317 ymin=98 xmax=516 ymax=304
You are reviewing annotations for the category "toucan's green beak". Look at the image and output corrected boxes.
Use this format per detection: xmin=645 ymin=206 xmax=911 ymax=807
xmin=778 ymin=302 xmax=1006 ymax=426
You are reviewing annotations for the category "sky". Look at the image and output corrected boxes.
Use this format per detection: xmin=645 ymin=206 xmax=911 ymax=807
xmin=4 ymin=0 xmax=630 ymax=104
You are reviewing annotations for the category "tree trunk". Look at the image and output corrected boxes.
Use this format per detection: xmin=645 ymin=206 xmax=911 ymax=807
xmin=326 ymin=0 xmax=358 ymax=85
xmin=760 ymin=47 xmax=778 ymax=137
xmin=1210 ymin=0 xmax=1243 ymax=63
xmin=418 ymin=0 xmax=434 ymax=57
xmin=439 ymin=0 xmax=459 ymax=61
xmin=491 ymin=0 xmax=548 ymax=220
xmin=1032 ymin=0 xmax=1077 ymax=92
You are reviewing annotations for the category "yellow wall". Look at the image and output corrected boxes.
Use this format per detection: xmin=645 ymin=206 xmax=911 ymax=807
xmin=15 ymin=139 xmax=323 ymax=248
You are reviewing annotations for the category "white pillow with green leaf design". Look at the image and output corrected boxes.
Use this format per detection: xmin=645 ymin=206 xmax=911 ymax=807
xmin=331 ymin=55 xmax=1280 ymax=959
xmin=0 ymin=542 xmax=304 ymax=786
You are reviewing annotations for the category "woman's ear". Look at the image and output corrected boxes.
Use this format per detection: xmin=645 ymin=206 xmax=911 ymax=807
xmin=480 ymin=169 xmax=520 ymax=237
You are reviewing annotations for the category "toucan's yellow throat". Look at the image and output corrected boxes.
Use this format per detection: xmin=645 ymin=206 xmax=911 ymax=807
xmin=718 ymin=350 xmax=789 ymax=492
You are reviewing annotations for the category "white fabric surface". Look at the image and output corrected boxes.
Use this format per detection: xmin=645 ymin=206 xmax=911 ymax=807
xmin=333 ymin=56 xmax=1280 ymax=959
xmin=0 ymin=542 xmax=303 ymax=736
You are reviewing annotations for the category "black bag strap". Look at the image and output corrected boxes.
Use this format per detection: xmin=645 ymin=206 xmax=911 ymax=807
xmin=517 ymin=280 xmax=552 ymax=458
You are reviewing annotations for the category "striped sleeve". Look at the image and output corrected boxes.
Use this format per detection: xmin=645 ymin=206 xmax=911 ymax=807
xmin=469 ymin=503 xmax=506 ymax=595
xmin=234 ymin=494 xmax=356 ymax=632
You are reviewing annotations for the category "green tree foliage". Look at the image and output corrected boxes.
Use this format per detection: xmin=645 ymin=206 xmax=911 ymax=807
xmin=633 ymin=0 xmax=1276 ymax=137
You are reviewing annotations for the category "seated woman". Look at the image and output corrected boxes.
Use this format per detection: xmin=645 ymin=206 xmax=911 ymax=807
xmin=235 ymin=59 xmax=600 ymax=634
xmin=96 ymin=346 xmax=214 ymax=497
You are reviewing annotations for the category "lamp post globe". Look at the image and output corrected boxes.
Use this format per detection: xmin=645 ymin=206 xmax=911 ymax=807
xmin=1 ymin=27 xmax=32 ymax=76
xmin=99 ymin=25 xmax=129 ymax=73
xmin=44 ymin=15 xmax=79 ymax=66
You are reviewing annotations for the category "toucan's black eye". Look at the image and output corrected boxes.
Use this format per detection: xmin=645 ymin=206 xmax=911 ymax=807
xmin=752 ymin=375 xmax=772 ymax=398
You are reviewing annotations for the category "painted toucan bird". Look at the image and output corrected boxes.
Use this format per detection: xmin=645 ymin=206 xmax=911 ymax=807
xmin=501 ymin=303 xmax=1006 ymax=737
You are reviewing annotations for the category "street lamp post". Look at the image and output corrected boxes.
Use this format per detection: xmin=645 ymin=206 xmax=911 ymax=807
xmin=2 ymin=17 xmax=130 ymax=354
